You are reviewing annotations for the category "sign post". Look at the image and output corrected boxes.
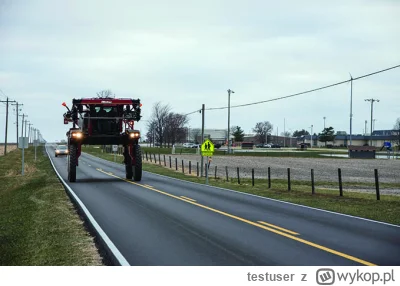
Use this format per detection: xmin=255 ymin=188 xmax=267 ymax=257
xmin=34 ymin=129 xmax=38 ymax=161
xmin=112 ymin=145 xmax=118 ymax=162
xmin=384 ymin=142 xmax=392 ymax=159
xmin=18 ymin=136 xmax=29 ymax=175
xmin=201 ymin=139 xmax=214 ymax=185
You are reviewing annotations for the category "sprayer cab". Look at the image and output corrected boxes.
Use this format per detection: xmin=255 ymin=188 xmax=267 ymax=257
xmin=62 ymin=97 xmax=143 ymax=183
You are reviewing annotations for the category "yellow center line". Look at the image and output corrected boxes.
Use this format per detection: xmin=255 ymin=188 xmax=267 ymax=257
xmin=144 ymin=184 xmax=153 ymax=188
xmin=96 ymin=169 xmax=376 ymax=266
xmin=180 ymin=196 xmax=197 ymax=202
xmin=258 ymin=221 xmax=299 ymax=236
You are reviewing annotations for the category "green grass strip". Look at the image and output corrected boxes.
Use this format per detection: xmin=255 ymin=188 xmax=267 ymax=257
xmin=0 ymin=146 xmax=103 ymax=265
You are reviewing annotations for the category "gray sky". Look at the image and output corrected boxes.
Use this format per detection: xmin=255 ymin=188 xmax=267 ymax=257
xmin=1 ymin=0 xmax=399 ymax=142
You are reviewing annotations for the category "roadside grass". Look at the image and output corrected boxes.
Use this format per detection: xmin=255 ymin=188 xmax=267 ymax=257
xmin=83 ymin=146 xmax=400 ymax=226
xmin=0 ymin=146 xmax=103 ymax=266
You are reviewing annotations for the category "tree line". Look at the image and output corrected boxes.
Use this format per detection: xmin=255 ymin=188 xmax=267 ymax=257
xmin=146 ymin=102 xmax=188 ymax=147
xmin=145 ymin=102 xmax=400 ymax=147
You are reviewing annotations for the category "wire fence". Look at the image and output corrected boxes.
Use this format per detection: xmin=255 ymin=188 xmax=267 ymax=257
xmin=129 ymin=150 xmax=399 ymax=199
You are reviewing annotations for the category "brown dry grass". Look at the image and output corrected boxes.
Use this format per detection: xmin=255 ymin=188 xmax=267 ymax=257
xmin=0 ymin=145 xmax=17 ymax=156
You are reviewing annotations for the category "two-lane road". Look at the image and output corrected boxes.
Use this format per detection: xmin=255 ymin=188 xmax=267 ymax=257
xmin=46 ymin=145 xmax=400 ymax=266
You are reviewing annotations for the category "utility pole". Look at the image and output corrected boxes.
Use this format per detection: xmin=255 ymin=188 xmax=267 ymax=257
xmin=227 ymin=89 xmax=234 ymax=154
xmin=25 ymin=120 xmax=29 ymax=138
xmin=276 ymin=127 xmax=278 ymax=144
xmin=323 ymin=116 xmax=326 ymax=129
xmin=34 ymin=128 xmax=37 ymax=161
xmin=283 ymin=118 xmax=286 ymax=147
xmin=200 ymin=104 xmax=205 ymax=177
xmin=28 ymin=123 xmax=33 ymax=145
xmin=365 ymin=98 xmax=379 ymax=146
xmin=365 ymin=120 xmax=367 ymax=136
xmin=20 ymin=113 xmax=27 ymax=176
xmin=309 ymin=125 xmax=313 ymax=148
xmin=349 ymin=74 xmax=353 ymax=146
xmin=21 ymin=114 xmax=24 ymax=137
xmin=0 ymin=97 xmax=16 ymax=155
xmin=11 ymin=102 xmax=23 ymax=146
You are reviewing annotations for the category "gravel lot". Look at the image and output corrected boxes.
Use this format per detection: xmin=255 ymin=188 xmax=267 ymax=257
xmin=146 ymin=153 xmax=400 ymax=194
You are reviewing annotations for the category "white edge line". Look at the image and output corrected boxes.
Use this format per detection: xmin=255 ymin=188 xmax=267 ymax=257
xmin=45 ymin=145 xmax=130 ymax=266
xmin=82 ymin=152 xmax=400 ymax=229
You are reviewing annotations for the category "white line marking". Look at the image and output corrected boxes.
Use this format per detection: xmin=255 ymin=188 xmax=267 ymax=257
xmin=45 ymin=145 xmax=130 ymax=266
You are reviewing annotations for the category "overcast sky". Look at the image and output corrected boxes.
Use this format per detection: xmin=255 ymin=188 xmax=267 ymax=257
xmin=1 ymin=0 xmax=399 ymax=143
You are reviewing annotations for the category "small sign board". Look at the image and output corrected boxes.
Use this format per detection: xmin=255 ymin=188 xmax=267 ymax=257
xmin=18 ymin=137 xmax=29 ymax=149
xmin=201 ymin=139 xmax=214 ymax=157
xmin=384 ymin=142 xmax=392 ymax=148
xmin=112 ymin=145 xmax=118 ymax=152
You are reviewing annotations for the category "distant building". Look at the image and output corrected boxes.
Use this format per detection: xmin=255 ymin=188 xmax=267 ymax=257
xmin=299 ymin=129 xmax=398 ymax=147
xmin=189 ymin=129 xmax=230 ymax=144
xmin=242 ymin=133 xmax=297 ymax=147
xmin=188 ymin=128 xmax=398 ymax=148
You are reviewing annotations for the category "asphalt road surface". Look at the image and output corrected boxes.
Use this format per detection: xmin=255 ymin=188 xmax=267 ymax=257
xmin=46 ymin=145 xmax=400 ymax=266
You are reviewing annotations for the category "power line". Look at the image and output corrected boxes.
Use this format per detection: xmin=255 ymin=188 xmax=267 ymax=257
xmin=203 ymin=64 xmax=400 ymax=111
xmin=184 ymin=109 xmax=202 ymax=116
xmin=0 ymin=89 xmax=10 ymax=102
xmin=0 ymin=89 xmax=17 ymax=106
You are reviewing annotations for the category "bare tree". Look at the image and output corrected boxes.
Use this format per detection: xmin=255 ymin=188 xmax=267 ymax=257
xmin=149 ymin=102 xmax=171 ymax=147
xmin=164 ymin=113 xmax=188 ymax=146
xmin=96 ymin=89 xmax=115 ymax=98
xmin=146 ymin=120 xmax=157 ymax=146
xmin=253 ymin=121 xmax=273 ymax=144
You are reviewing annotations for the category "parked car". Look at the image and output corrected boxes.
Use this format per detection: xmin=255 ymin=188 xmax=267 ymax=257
xmin=183 ymin=143 xmax=195 ymax=148
xmin=191 ymin=144 xmax=200 ymax=148
xmin=55 ymin=145 xmax=68 ymax=157
xmin=255 ymin=143 xmax=264 ymax=148
xmin=263 ymin=144 xmax=272 ymax=148
xmin=270 ymin=144 xmax=281 ymax=148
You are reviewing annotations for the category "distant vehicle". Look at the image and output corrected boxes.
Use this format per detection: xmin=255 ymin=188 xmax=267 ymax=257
xmin=214 ymin=143 xmax=221 ymax=149
xmin=270 ymin=144 xmax=281 ymax=148
xmin=263 ymin=144 xmax=272 ymax=148
xmin=241 ymin=142 xmax=254 ymax=149
xmin=55 ymin=145 xmax=69 ymax=157
xmin=191 ymin=144 xmax=200 ymax=148
xmin=183 ymin=143 xmax=195 ymax=148
xmin=255 ymin=143 xmax=264 ymax=148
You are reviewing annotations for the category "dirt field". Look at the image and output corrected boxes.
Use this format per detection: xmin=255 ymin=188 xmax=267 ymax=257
xmin=0 ymin=145 xmax=17 ymax=156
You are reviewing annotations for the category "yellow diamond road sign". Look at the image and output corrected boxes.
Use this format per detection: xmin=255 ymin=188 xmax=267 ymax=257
xmin=201 ymin=139 xmax=214 ymax=156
